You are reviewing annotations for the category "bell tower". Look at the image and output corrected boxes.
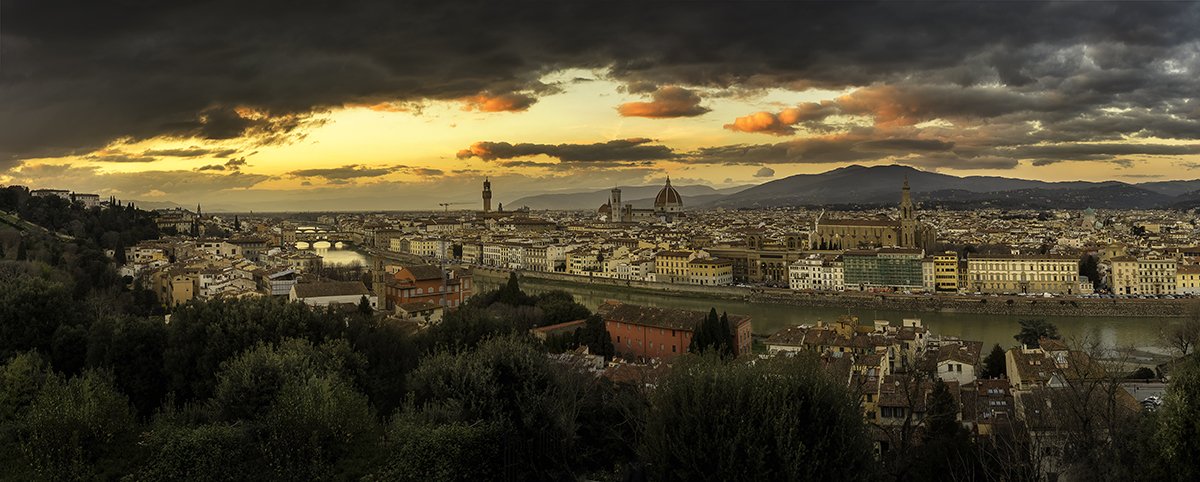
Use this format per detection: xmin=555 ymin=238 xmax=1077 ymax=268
xmin=610 ymin=187 xmax=622 ymax=223
xmin=482 ymin=177 xmax=492 ymax=212
xmin=899 ymin=178 xmax=916 ymax=248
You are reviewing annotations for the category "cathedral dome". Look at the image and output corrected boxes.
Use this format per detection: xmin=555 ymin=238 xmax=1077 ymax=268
xmin=654 ymin=177 xmax=683 ymax=209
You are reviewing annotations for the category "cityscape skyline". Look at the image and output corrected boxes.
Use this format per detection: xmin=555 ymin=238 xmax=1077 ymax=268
xmin=4 ymin=2 xmax=1200 ymax=210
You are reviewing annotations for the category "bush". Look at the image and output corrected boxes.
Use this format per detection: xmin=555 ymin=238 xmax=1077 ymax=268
xmin=642 ymin=354 xmax=876 ymax=481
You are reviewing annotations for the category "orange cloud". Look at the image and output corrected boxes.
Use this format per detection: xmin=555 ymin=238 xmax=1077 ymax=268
xmin=617 ymin=86 xmax=710 ymax=118
xmin=725 ymin=111 xmax=797 ymax=136
xmin=460 ymin=92 xmax=537 ymax=112
xmin=725 ymin=102 xmax=838 ymax=135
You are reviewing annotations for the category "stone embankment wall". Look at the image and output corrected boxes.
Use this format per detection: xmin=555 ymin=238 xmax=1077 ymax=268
xmin=472 ymin=267 xmax=1190 ymax=318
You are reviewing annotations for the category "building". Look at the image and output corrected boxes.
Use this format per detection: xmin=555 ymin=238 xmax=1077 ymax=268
xmin=1107 ymin=256 xmax=1178 ymax=296
xmin=654 ymin=250 xmax=696 ymax=283
xmin=933 ymin=252 xmax=960 ymax=292
xmin=687 ymin=257 xmax=733 ymax=286
xmin=788 ymin=254 xmax=844 ymax=291
xmin=842 ymin=248 xmax=925 ymax=291
xmin=1109 ymin=256 xmax=1138 ymax=295
xmin=967 ymin=255 xmax=1080 ymax=295
xmin=599 ymin=177 xmax=685 ymax=223
xmin=933 ymin=341 xmax=982 ymax=386
xmin=597 ymin=301 xmax=752 ymax=361
xmin=30 ymin=188 xmax=71 ymax=200
xmin=1178 ymin=265 xmax=1200 ymax=295
xmin=289 ymin=280 xmax=376 ymax=309
xmin=70 ymin=192 xmax=101 ymax=208
xmin=382 ymin=264 xmax=472 ymax=311
xmin=482 ymin=177 xmax=492 ymax=212
xmin=809 ymin=180 xmax=933 ymax=251
xmin=1137 ymin=256 xmax=1178 ymax=296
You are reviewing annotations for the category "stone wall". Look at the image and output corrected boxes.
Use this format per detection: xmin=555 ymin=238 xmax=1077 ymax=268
xmin=472 ymin=267 xmax=1191 ymax=318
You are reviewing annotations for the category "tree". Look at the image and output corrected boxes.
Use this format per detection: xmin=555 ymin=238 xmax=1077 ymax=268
xmin=1014 ymin=318 xmax=1059 ymax=348
xmin=345 ymin=316 xmax=419 ymax=416
xmin=368 ymin=417 xmax=501 ymax=481
xmin=259 ymin=375 xmax=377 ymax=480
xmin=0 ymin=271 xmax=77 ymax=359
xmin=134 ymin=422 xmax=255 ymax=481
xmin=1156 ymin=355 xmax=1200 ymax=481
xmin=357 ymin=294 xmax=373 ymax=316
xmin=1160 ymin=306 xmax=1200 ymax=357
xmin=86 ymin=316 xmax=168 ymax=416
xmin=981 ymin=343 xmax=1008 ymax=379
xmin=579 ymin=314 xmax=614 ymax=359
xmin=495 ymin=272 xmax=533 ymax=306
xmin=689 ymin=308 xmax=733 ymax=356
xmin=642 ymin=353 xmax=876 ymax=481
xmin=1079 ymin=254 xmax=1100 ymax=288
xmin=405 ymin=336 xmax=593 ymax=480
xmin=19 ymin=370 xmax=137 ymax=480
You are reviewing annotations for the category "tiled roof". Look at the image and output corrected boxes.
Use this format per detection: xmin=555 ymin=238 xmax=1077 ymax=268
xmin=597 ymin=301 xmax=749 ymax=331
xmin=292 ymin=281 xmax=369 ymax=299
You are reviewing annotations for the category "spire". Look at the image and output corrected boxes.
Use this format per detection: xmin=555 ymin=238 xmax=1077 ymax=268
xmin=665 ymin=175 xmax=671 ymax=186
xmin=903 ymin=176 xmax=910 ymax=190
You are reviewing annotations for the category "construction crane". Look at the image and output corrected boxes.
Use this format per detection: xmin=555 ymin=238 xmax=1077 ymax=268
xmin=438 ymin=202 xmax=471 ymax=212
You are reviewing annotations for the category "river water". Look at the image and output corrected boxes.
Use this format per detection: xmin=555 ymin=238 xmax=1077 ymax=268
xmin=294 ymin=241 xmax=369 ymax=267
xmin=477 ymin=275 xmax=1177 ymax=361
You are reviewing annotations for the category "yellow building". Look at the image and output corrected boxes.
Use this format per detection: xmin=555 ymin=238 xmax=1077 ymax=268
xmin=967 ymin=255 xmax=1080 ymax=295
xmin=1109 ymin=256 xmax=1178 ymax=296
xmin=933 ymin=252 xmax=959 ymax=292
xmin=687 ymin=258 xmax=734 ymax=286
xmin=654 ymin=250 xmax=695 ymax=283
xmin=1138 ymin=257 xmax=1178 ymax=296
xmin=1109 ymin=256 xmax=1138 ymax=295
xmin=1178 ymin=265 xmax=1200 ymax=295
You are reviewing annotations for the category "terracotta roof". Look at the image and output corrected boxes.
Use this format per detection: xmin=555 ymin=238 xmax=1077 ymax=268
xmin=398 ymin=264 xmax=445 ymax=281
xmin=292 ymin=281 xmax=369 ymax=299
xmin=597 ymin=301 xmax=748 ymax=331
xmin=820 ymin=218 xmax=897 ymax=227
xmin=654 ymin=178 xmax=683 ymax=207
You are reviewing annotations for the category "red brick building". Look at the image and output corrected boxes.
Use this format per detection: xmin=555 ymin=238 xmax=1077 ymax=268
xmin=383 ymin=265 xmax=472 ymax=311
xmin=596 ymin=301 xmax=752 ymax=361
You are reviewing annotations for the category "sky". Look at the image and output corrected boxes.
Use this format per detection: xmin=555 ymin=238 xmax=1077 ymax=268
xmin=2 ymin=1 xmax=1200 ymax=211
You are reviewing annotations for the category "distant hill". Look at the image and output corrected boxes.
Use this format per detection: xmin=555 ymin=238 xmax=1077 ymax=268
xmin=510 ymin=184 xmax=751 ymax=210
xmin=704 ymin=165 xmax=1198 ymax=210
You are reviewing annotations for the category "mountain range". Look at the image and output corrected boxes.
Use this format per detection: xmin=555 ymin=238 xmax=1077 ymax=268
xmin=701 ymin=165 xmax=1200 ymax=210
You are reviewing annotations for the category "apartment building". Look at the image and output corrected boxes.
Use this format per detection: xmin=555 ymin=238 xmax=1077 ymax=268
xmin=967 ymin=255 xmax=1079 ymax=295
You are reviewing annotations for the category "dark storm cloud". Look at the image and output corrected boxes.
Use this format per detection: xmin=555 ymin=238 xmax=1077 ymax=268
xmin=753 ymin=166 xmax=775 ymax=178
xmin=688 ymin=136 xmax=953 ymax=165
xmin=194 ymin=157 xmax=248 ymax=172
xmin=83 ymin=153 xmax=158 ymax=163
xmin=457 ymin=139 xmax=676 ymax=162
xmin=1005 ymin=143 xmax=1200 ymax=165
xmin=4 ymin=0 xmax=1200 ymax=170
xmin=144 ymin=147 xmax=239 ymax=158
xmin=288 ymin=165 xmax=403 ymax=180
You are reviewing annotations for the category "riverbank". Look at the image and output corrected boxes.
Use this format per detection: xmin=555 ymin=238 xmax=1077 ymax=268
xmin=472 ymin=267 xmax=1192 ymax=318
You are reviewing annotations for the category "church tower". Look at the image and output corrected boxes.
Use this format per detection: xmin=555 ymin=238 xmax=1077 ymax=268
xmin=899 ymin=178 xmax=917 ymax=248
xmin=610 ymin=187 xmax=622 ymax=223
xmin=482 ymin=177 xmax=492 ymax=212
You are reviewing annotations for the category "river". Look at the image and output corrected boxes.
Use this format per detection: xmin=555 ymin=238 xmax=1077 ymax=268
xmin=294 ymin=241 xmax=369 ymax=267
xmin=477 ymin=275 xmax=1177 ymax=362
